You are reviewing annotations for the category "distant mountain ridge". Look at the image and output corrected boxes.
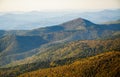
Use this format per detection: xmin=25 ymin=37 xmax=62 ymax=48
xmin=102 ymin=19 xmax=120 ymax=24
xmin=25 ymin=18 xmax=120 ymax=42
xmin=0 ymin=9 xmax=120 ymax=30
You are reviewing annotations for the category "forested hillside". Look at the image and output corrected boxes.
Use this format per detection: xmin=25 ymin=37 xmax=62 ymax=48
xmin=18 ymin=51 xmax=120 ymax=77
xmin=7 ymin=37 xmax=120 ymax=67
xmin=0 ymin=35 xmax=48 ymax=66
xmin=0 ymin=37 xmax=119 ymax=77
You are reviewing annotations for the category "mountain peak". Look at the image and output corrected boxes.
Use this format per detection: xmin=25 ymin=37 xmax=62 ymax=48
xmin=60 ymin=18 xmax=96 ymax=30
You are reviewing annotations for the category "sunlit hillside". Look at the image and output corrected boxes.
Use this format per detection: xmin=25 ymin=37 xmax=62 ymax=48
xmin=18 ymin=51 xmax=120 ymax=77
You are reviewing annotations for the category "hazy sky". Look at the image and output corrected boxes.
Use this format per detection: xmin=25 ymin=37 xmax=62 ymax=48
xmin=0 ymin=0 xmax=120 ymax=12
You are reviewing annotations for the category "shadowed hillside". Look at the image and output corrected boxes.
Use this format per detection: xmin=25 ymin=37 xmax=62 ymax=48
xmin=0 ymin=35 xmax=48 ymax=66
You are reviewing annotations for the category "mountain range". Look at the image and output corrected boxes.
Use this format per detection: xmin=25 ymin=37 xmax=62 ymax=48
xmin=0 ymin=9 xmax=120 ymax=30
xmin=0 ymin=16 xmax=120 ymax=77
xmin=0 ymin=17 xmax=120 ymax=66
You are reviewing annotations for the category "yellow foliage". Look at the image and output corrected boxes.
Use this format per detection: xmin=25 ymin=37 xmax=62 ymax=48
xmin=18 ymin=51 xmax=120 ymax=77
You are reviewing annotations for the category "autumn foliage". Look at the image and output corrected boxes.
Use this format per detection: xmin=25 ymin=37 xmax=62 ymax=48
xmin=18 ymin=51 xmax=120 ymax=77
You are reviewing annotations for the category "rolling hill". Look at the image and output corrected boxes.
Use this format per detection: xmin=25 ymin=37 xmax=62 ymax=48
xmin=5 ymin=37 xmax=120 ymax=67
xmin=0 ymin=37 xmax=119 ymax=77
xmin=17 ymin=51 xmax=120 ymax=77
xmin=0 ymin=35 xmax=48 ymax=66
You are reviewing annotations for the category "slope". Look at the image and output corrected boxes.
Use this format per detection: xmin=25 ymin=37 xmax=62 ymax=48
xmin=6 ymin=37 xmax=120 ymax=67
xmin=18 ymin=51 xmax=120 ymax=77
xmin=0 ymin=30 xmax=5 ymax=37
xmin=0 ymin=35 xmax=48 ymax=66
xmin=0 ymin=37 xmax=119 ymax=77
